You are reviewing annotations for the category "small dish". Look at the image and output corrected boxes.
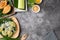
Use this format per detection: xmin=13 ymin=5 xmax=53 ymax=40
xmin=35 ymin=0 xmax=42 ymax=4
xmin=32 ymin=5 xmax=40 ymax=13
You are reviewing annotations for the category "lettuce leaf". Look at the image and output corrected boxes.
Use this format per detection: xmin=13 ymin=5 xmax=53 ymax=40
xmin=28 ymin=0 xmax=35 ymax=7
xmin=0 ymin=36 xmax=20 ymax=40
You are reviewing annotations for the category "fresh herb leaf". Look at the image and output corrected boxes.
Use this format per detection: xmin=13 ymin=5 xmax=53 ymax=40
xmin=28 ymin=0 xmax=35 ymax=4
xmin=0 ymin=10 xmax=5 ymax=17
xmin=0 ymin=36 xmax=20 ymax=40
xmin=28 ymin=0 xmax=35 ymax=7
xmin=7 ymin=0 xmax=12 ymax=6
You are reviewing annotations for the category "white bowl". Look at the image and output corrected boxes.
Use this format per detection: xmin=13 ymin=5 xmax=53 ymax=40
xmin=32 ymin=5 xmax=40 ymax=13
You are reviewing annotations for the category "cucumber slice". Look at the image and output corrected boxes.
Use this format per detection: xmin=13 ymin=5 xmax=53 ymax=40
xmin=18 ymin=0 xmax=24 ymax=9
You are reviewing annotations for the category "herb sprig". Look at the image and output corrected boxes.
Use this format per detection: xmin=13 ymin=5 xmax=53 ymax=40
xmin=0 ymin=36 xmax=20 ymax=40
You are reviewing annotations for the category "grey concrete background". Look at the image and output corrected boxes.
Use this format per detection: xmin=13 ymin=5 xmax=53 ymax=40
xmin=14 ymin=0 xmax=60 ymax=40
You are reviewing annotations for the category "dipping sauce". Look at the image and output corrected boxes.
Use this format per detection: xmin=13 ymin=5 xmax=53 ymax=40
xmin=32 ymin=5 xmax=40 ymax=13
xmin=35 ymin=0 xmax=42 ymax=4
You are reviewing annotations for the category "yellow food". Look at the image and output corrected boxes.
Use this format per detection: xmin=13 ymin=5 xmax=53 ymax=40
xmin=1 ymin=24 xmax=6 ymax=28
xmin=7 ymin=31 xmax=13 ymax=37
xmin=0 ymin=1 xmax=7 ymax=9
xmin=35 ymin=0 xmax=42 ymax=4
xmin=9 ymin=21 xmax=16 ymax=27
xmin=0 ymin=21 xmax=16 ymax=37
xmin=32 ymin=5 xmax=40 ymax=13
xmin=2 ymin=31 xmax=7 ymax=36
xmin=0 ymin=27 xmax=3 ymax=32
xmin=2 ymin=5 xmax=11 ymax=14
xmin=33 ymin=5 xmax=39 ymax=12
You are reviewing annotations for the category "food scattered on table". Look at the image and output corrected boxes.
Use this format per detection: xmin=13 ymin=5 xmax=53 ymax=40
xmin=35 ymin=0 xmax=42 ymax=4
xmin=32 ymin=5 xmax=40 ymax=13
xmin=0 ymin=16 xmax=20 ymax=38
xmin=0 ymin=0 xmax=43 ymax=40
xmin=21 ymin=34 xmax=28 ymax=40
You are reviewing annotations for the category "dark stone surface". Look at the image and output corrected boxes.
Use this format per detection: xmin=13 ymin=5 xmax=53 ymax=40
xmin=14 ymin=0 xmax=60 ymax=40
xmin=44 ymin=31 xmax=57 ymax=40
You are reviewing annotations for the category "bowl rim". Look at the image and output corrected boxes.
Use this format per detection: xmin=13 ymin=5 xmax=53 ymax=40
xmin=32 ymin=5 xmax=40 ymax=13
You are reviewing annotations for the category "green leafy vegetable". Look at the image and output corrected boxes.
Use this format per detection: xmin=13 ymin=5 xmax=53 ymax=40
xmin=0 ymin=10 xmax=6 ymax=17
xmin=0 ymin=18 xmax=12 ymax=25
xmin=28 ymin=0 xmax=35 ymax=7
xmin=0 ymin=18 xmax=20 ymax=40
xmin=0 ymin=36 xmax=20 ymax=40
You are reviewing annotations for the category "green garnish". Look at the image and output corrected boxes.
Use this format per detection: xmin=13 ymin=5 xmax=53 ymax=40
xmin=28 ymin=0 xmax=35 ymax=7
xmin=8 ymin=0 xmax=13 ymax=6
xmin=0 ymin=10 xmax=6 ymax=17
xmin=0 ymin=18 xmax=20 ymax=40
xmin=0 ymin=0 xmax=12 ymax=17
xmin=0 ymin=18 xmax=12 ymax=25
xmin=0 ymin=36 xmax=20 ymax=40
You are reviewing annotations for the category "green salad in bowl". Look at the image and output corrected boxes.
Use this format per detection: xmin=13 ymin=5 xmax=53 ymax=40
xmin=0 ymin=16 xmax=20 ymax=40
